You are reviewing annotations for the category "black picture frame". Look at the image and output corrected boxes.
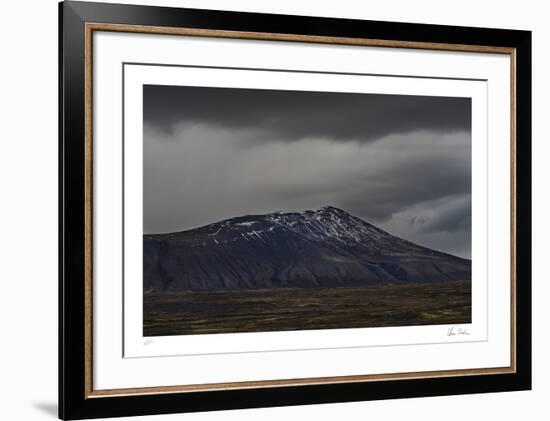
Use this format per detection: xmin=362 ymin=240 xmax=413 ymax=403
xmin=59 ymin=1 xmax=532 ymax=419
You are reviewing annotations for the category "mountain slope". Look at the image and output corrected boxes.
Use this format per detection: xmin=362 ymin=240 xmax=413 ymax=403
xmin=143 ymin=206 xmax=471 ymax=291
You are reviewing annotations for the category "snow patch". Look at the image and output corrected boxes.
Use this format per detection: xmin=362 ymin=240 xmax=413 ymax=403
xmin=235 ymin=221 xmax=258 ymax=227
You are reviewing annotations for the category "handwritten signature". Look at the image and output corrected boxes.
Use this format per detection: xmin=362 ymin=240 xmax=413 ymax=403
xmin=447 ymin=326 xmax=471 ymax=337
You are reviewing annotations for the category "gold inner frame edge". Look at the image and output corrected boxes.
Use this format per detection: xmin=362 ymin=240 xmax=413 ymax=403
xmin=83 ymin=22 xmax=517 ymax=399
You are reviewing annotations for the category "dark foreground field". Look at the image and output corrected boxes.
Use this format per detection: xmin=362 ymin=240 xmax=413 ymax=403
xmin=143 ymin=281 xmax=471 ymax=336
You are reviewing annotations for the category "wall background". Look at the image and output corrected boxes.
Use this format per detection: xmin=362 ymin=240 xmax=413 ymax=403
xmin=0 ymin=0 xmax=545 ymax=419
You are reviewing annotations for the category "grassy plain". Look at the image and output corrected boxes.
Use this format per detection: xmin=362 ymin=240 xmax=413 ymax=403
xmin=143 ymin=281 xmax=471 ymax=336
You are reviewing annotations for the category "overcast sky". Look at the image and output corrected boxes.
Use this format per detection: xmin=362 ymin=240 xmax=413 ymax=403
xmin=143 ymin=85 xmax=471 ymax=258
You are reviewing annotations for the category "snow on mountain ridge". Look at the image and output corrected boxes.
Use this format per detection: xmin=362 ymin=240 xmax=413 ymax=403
xmin=143 ymin=206 xmax=471 ymax=291
xmin=147 ymin=206 xmax=404 ymax=251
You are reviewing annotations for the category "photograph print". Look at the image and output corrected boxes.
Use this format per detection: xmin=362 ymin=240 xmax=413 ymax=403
xmin=142 ymin=85 xmax=472 ymax=337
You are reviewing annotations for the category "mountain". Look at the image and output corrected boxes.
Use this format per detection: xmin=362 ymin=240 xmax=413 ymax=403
xmin=143 ymin=206 xmax=471 ymax=291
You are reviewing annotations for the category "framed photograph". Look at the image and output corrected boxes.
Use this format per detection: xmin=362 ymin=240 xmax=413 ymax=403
xmin=59 ymin=1 xmax=531 ymax=419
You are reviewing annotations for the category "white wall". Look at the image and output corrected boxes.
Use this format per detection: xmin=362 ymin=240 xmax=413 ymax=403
xmin=0 ymin=0 xmax=545 ymax=420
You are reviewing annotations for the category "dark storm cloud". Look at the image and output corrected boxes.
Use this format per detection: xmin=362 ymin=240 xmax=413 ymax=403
xmin=143 ymin=85 xmax=472 ymax=258
xmin=416 ymin=196 xmax=471 ymax=234
xmin=336 ymin=153 xmax=470 ymax=222
xmin=144 ymin=85 xmax=471 ymax=143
